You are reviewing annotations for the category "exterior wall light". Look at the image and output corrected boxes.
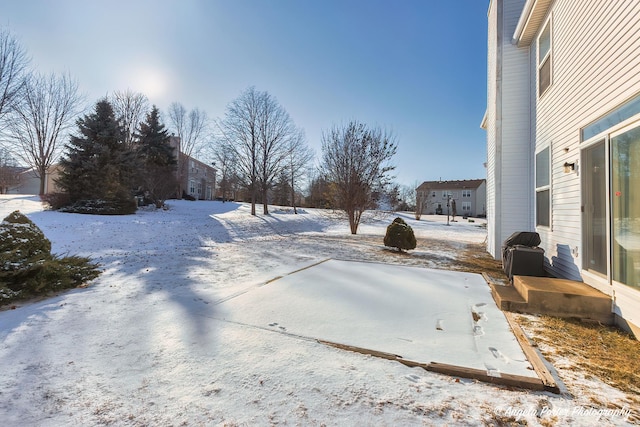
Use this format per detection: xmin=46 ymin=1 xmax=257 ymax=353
xmin=563 ymin=162 xmax=576 ymax=173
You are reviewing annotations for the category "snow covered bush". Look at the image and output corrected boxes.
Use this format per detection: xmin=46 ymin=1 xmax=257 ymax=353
xmin=0 ymin=211 xmax=100 ymax=304
xmin=59 ymin=196 xmax=137 ymax=215
xmin=383 ymin=217 xmax=417 ymax=252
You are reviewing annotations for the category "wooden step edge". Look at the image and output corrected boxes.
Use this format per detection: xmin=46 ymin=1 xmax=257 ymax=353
xmin=503 ymin=312 xmax=560 ymax=393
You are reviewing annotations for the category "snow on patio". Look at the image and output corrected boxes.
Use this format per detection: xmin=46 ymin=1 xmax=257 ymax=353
xmin=216 ymin=259 xmax=536 ymax=379
xmin=1 ymin=195 xmax=635 ymax=426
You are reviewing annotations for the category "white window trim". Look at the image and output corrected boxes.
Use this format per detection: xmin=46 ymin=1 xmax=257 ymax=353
xmin=538 ymin=17 xmax=553 ymax=98
xmin=535 ymin=146 xmax=552 ymax=228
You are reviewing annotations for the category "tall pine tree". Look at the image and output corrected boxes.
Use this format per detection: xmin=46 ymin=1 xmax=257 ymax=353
xmin=57 ymin=99 xmax=136 ymax=214
xmin=134 ymin=106 xmax=177 ymax=207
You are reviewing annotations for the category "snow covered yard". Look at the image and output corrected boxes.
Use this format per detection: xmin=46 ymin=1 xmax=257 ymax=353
xmin=0 ymin=195 xmax=636 ymax=426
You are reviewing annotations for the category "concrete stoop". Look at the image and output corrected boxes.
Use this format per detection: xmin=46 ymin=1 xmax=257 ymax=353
xmin=489 ymin=275 xmax=614 ymax=324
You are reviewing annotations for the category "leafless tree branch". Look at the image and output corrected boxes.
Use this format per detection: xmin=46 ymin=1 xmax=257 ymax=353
xmin=8 ymin=71 xmax=82 ymax=194
xmin=321 ymin=121 xmax=397 ymax=234
xmin=110 ymin=89 xmax=149 ymax=149
xmin=0 ymin=27 xmax=30 ymax=134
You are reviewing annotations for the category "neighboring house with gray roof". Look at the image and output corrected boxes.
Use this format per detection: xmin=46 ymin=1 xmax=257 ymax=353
xmin=416 ymin=179 xmax=486 ymax=217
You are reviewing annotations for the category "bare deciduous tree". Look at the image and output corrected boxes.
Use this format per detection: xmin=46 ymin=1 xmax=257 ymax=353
xmin=0 ymin=27 xmax=30 ymax=131
xmin=286 ymin=128 xmax=314 ymax=214
xmin=210 ymin=137 xmax=236 ymax=202
xmin=0 ymin=148 xmax=20 ymax=193
xmin=110 ymin=89 xmax=149 ymax=149
xmin=218 ymin=87 xmax=300 ymax=215
xmin=168 ymin=101 xmax=209 ymax=196
xmin=321 ymin=121 xmax=397 ymax=234
xmin=256 ymin=91 xmax=296 ymax=215
xmin=8 ymin=72 xmax=82 ymax=195
xmin=217 ymin=88 xmax=260 ymax=214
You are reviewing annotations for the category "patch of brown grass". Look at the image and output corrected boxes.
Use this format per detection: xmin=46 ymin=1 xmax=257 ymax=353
xmin=530 ymin=316 xmax=640 ymax=395
xmin=455 ymin=243 xmax=507 ymax=277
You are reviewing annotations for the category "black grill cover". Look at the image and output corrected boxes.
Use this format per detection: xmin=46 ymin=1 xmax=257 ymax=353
xmin=502 ymin=231 xmax=541 ymax=249
xmin=501 ymin=231 xmax=544 ymax=279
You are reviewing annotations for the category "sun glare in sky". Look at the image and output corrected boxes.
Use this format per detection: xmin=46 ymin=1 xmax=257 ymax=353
xmin=127 ymin=66 xmax=169 ymax=101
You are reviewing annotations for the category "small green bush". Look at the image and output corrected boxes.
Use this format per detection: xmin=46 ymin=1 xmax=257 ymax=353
xmin=41 ymin=192 xmax=72 ymax=210
xmin=60 ymin=196 xmax=137 ymax=215
xmin=0 ymin=211 xmax=100 ymax=304
xmin=383 ymin=217 xmax=417 ymax=252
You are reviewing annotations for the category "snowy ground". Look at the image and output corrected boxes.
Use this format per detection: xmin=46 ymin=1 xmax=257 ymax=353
xmin=0 ymin=195 xmax=636 ymax=426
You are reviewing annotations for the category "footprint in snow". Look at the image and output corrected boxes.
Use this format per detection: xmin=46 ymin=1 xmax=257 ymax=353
xmin=405 ymin=374 xmax=421 ymax=383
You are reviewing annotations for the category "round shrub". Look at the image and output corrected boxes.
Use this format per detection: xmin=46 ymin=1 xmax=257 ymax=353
xmin=0 ymin=211 xmax=52 ymax=290
xmin=0 ymin=210 xmax=100 ymax=304
xmin=383 ymin=217 xmax=417 ymax=252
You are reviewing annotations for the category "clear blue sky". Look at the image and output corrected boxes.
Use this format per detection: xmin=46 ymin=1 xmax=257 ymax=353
xmin=1 ymin=0 xmax=489 ymax=187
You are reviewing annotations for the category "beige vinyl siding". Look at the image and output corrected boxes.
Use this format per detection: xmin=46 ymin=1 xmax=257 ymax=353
xmin=485 ymin=0 xmax=500 ymax=257
xmin=499 ymin=0 xmax=533 ymax=254
xmin=531 ymin=0 xmax=640 ymax=279
xmin=486 ymin=0 xmax=533 ymax=259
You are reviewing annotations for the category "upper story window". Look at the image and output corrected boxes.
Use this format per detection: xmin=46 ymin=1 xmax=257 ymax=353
xmin=538 ymin=20 xmax=552 ymax=97
xmin=462 ymin=190 xmax=471 ymax=198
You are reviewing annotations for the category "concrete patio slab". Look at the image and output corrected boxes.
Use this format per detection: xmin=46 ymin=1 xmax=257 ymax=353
xmin=217 ymin=259 xmax=541 ymax=384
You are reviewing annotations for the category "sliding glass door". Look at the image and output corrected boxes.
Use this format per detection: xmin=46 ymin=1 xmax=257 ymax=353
xmin=611 ymin=126 xmax=640 ymax=288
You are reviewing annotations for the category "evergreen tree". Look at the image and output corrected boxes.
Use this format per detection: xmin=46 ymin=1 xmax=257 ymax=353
xmin=384 ymin=217 xmax=417 ymax=252
xmin=274 ymin=170 xmax=291 ymax=207
xmin=135 ymin=106 xmax=177 ymax=207
xmin=57 ymin=99 xmax=136 ymax=214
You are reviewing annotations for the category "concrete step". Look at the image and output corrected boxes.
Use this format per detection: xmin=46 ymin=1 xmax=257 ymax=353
xmin=512 ymin=276 xmax=613 ymax=324
xmin=490 ymin=283 xmax=528 ymax=312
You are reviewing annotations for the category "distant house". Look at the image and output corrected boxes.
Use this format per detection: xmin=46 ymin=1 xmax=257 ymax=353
xmin=416 ymin=179 xmax=486 ymax=217
xmin=168 ymin=136 xmax=216 ymax=200
xmin=7 ymin=165 xmax=62 ymax=195
xmin=483 ymin=0 xmax=640 ymax=337
xmin=8 ymin=137 xmax=216 ymax=201
xmin=1 ymin=165 xmax=26 ymax=194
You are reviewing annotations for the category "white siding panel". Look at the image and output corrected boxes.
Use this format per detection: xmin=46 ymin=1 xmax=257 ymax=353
xmin=485 ymin=0 xmax=500 ymax=257
xmin=533 ymin=0 xmax=640 ymax=283
xmin=499 ymin=0 xmax=532 ymax=250
xmin=485 ymin=0 xmax=532 ymax=259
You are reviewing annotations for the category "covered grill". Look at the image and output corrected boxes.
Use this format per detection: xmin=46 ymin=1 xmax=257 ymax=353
xmin=502 ymin=231 xmax=545 ymax=280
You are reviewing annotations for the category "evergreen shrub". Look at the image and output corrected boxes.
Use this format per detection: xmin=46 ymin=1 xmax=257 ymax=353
xmin=383 ymin=216 xmax=417 ymax=252
xmin=60 ymin=196 xmax=137 ymax=215
xmin=0 ymin=211 xmax=100 ymax=304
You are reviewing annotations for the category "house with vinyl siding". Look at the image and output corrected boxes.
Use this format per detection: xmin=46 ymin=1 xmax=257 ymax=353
xmin=416 ymin=179 xmax=486 ymax=217
xmin=483 ymin=0 xmax=640 ymax=337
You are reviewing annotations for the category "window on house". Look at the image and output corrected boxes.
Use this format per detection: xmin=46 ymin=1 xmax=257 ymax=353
xmin=432 ymin=192 xmax=436 ymax=197
xmin=462 ymin=202 xmax=471 ymax=211
xmin=442 ymin=191 xmax=447 ymax=199
xmin=189 ymin=180 xmax=196 ymax=195
xmin=535 ymin=147 xmax=551 ymax=227
xmin=462 ymin=190 xmax=471 ymax=198
xmin=538 ymin=20 xmax=552 ymax=96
